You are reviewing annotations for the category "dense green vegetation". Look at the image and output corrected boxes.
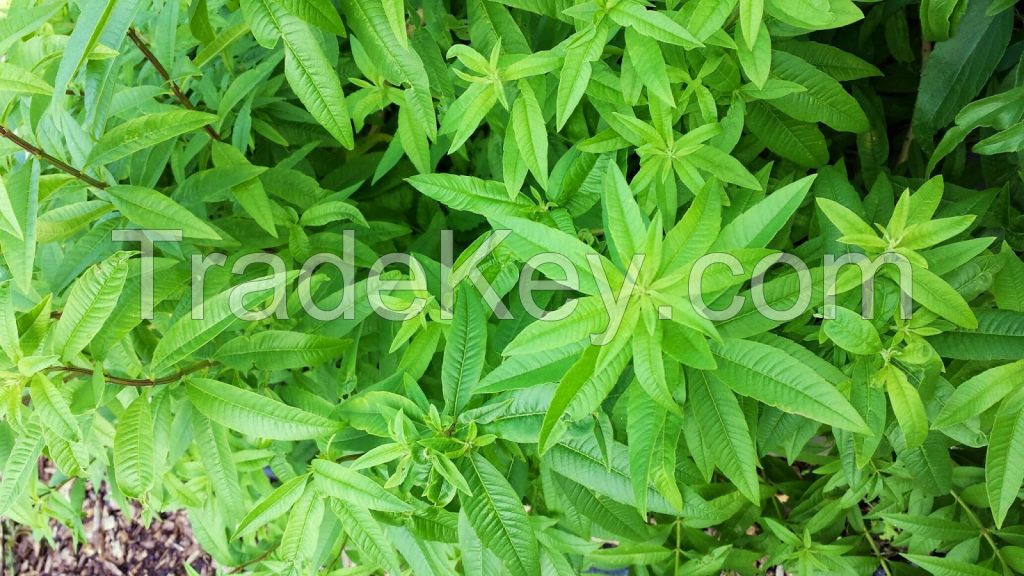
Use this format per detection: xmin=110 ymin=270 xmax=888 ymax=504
xmin=1 ymin=0 xmax=1024 ymax=574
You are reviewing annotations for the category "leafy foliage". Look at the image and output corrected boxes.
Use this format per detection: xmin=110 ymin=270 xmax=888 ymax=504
xmin=0 ymin=0 xmax=1024 ymax=574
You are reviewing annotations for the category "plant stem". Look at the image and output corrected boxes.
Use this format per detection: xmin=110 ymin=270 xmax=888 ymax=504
xmin=127 ymin=28 xmax=221 ymax=141
xmin=0 ymin=124 xmax=109 ymax=189
xmin=228 ymin=548 xmax=271 ymax=574
xmin=863 ymin=531 xmax=892 ymax=576
xmin=47 ymin=360 xmax=213 ymax=387
xmin=951 ymin=490 xmax=1009 ymax=573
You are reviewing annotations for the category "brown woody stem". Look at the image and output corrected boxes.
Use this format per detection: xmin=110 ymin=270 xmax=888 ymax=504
xmin=127 ymin=28 xmax=221 ymax=141
xmin=47 ymin=361 xmax=214 ymax=387
xmin=0 ymin=125 xmax=109 ymax=189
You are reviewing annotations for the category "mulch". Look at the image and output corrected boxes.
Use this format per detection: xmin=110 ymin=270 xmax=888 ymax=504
xmin=2 ymin=481 xmax=214 ymax=576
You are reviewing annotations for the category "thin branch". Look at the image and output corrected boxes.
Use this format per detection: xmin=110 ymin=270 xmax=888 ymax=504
xmin=0 ymin=125 xmax=109 ymax=189
xmin=952 ymin=490 xmax=1009 ymax=574
xmin=47 ymin=360 xmax=213 ymax=387
xmin=228 ymin=549 xmax=272 ymax=574
xmin=127 ymin=27 xmax=221 ymax=141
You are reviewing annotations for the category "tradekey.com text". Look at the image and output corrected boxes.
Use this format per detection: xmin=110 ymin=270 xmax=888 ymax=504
xmin=114 ymin=228 xmax=915 ymax=345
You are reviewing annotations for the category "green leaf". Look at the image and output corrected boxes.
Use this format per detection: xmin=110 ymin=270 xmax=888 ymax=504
xmin=331 ymin=499 xmax=402 ymax=574
xmin=902 ymin=554 xmax=1001 ymax=576
xmin=114 ymin=394 xmax=155 ymax=498
xmin=934 ymin=361 xmax=1024 ymax=427
xmin=87 ymin=110 xmax=218 ymax=166
xmin=929 ymin=310 xmax=1024 ymax=360
xmin=511 ymin=81 xmax=548 ymax=188
xmin=602 ymin=162 xmax=646 ymax=265
xmin=823 ymin=307 xmax=882 ymax=355
xmin=910 ymin=264 xmax=978 ymax=329
xmin=0 ymin=281 xmax=19 ymax=361
xmin=488 ymin=215 xmax=621 ymax=297
xmin=300 ymin=200 xmax=368 ymax=227
xmin=688 ymin=370 xmax=760 ymax=503
xmin=339 ymin=0 xmax=435 ymax=139
xmin=233 ymin=474 xmax=309 ymax=538
xmin=911 ymin=0 xmax=1013 ymax=142
xmin=986 ymin=387 xmax=1024 ymax=528
xmin=0 ymin=420 xmax=44 ymax=515
xmin=882 ymin=514 xmax=977 ymax=541
xmin=104 ymin=185 xmax=221 ymax=240
xmin=548 ymin=435 xmax=676 ymax=514
xmin=187 ymin=378 xmax=339 ymax=440
xmin=0 ymin=63 xmax=52 ymax=95
xmin=215 ymin=331 xmax=350 ymax=371
xmin=588 ymin=544 xmax=673 ymax=568
xmin=735 ymin=22 xmax=770 ymax=89
xmin=29 ymin=374 xmax=79 ymax=441
xmin=777 ymin=42 xmax=882 ymax=81
xmin=632 ymin=325 xmax=678 ymax=415
xmin=442 ymin=286 xmax=487 ymax=416
xmin=994 ymin=245 xmax=1024 ymax=312
xmin=746 ymin=101 xmax=829 ymax=167
xmin=312 ymin=459 xmax=414 ymax=512
xmin=150 ymin=285 xmax=274 ymax=374
xmin=556 ymin=37 xmax=593 ymax=130
xmin=0 ymin=162 xmax=39 ymax=292
xmin=739 ymin=0 xmax=764 ymax=48
xmin=713 ymin=175 xmax=814 ymax=250
xmin=608 ymin=1 xmax=701 ymax=48
xmin=626 ymin=385 xmax=669 ymax=517
xmin=883 ymin=365 xmax=929 ymax=450
xmin=408 ymin=174 xmax=536 ymax=218
xmin=51 ymin=0 xmax=132 ymax=106
xmin=816 ymin=197 xmax=878 ymax=240
xmin=0 ymin=172 xmax=23 ymax=240
xmin=663 ymin=181 xmax=721 ymax=271
xmin=398 ymin=103 xmax=432 ymax=174
xmin=0 ymin=1 xmax=64 ymax=53
xmin=279 ymin=10 xmax=355 ymax=149
xmin=193 ymin=414 xmax=244 ymax=521
xmin=539 ymin=343 xmax=628 ymax=452
xmin=446 ymin=82 xmax=498 ymax=153
xmin=459 ymin=453 xmax=539 ymax=576
xmin=273 ymin=0 xmax=345 ymax=36
xmin=710 ymin=338 xmax=870 ymax=433
xmin=277 ymin=486 xmax=324 ymax=565
xmin=624 ymin=28 xmax=673 ymax=106
xmin=689 ymin=145 xmax=762 ymax=190
xmin=51 ymin=252 xmax=131 ymax=361
xmin=768 ymin=51 xmax=869 ymax=133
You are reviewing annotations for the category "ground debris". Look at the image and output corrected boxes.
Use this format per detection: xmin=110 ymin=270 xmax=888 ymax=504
xmin=3 ymin=481 xmax=213 ymax=576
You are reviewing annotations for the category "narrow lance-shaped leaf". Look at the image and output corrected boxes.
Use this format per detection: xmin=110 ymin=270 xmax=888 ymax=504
xmin=883 ymin=365 xmax=929 ymax=450
xmin=104 ymin=185 xmax=221 ymax=240
xmin=233 ymin=474 xmax=309 ymax=538
xmin=459 ymin=452 xmax=540 ymax=576
xmin=87 ymin=110 xmax=218 ymax=166
xmin=689 ymin=370 xmax=761 ymax=503
xmin=311 ymin=459 xmax=414 ymax=512
xmin=51 ymin=252 xmax=131 ymax=361
xmin=114 ymin=394 xmax=156 ymax=498
xmin=186 ymin=378 xmax=339 ymax=440
xmin=442 ymin=285 xmax=487 ymax=416
xmin=331 ymin=499 xmax=402 ymax=574
xmin=0 ymin=420 xmax=44 ymax=515
xmin=710 ymin=338 xmax=870 ymax=433
xmin=280 ymin=10 xmax=355 ymax=149
xmin=511 ymin=81 xmax=548 ymax=189
xmin=986 ymin=387 xmax=1024 ymax=528
xmin=935 ymin=360 xmax=1024 ymax=427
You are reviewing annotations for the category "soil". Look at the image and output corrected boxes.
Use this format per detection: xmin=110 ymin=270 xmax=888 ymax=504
xmin=2 ymin=482 xmax=213 ymax=576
